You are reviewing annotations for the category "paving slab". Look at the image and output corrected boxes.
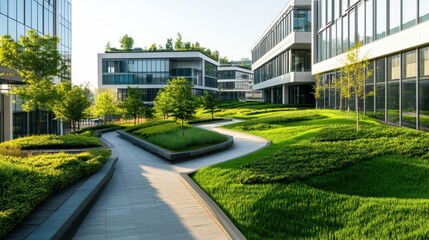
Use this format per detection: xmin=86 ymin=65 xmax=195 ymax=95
xmin=74 ymin=120 xmax=269 ymax=239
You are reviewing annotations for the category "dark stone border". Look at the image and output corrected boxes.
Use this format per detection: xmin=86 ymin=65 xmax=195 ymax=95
xmin=179 ymin=173 xmax=246 ymax=240
xmin=25 ymin=156 xmax=118 ymax=240
xmin=93 ymin=127 xmax=121 ymax=137
xmin=117 ymin=130 xmax=234 ymax=163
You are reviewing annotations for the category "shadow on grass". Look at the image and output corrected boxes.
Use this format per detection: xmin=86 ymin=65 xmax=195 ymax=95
xmin=306 ymin=155 xmax=429 ymax=199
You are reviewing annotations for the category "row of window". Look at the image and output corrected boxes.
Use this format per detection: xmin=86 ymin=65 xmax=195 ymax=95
xmin=317 ymin=0 xmax=429 ymax=62
xmin=117 ymin=88 xmax=216 ymax=102
xmin=218 ymin=70 xmax=253 ymax=80
xmin=103 ymin=59 xmax=170 ymax=74
xmin=251 ymin=8 xmax=311 ymax=62
xmin=262 ymin=85 xmax=315 ymax=105
xmin=218 ymin=81 xmax=251 ymax=91
xmin=254 ymin=49 xmax=311 ymax=85
xmin=318 ymin=46 xmax=429 ymax=130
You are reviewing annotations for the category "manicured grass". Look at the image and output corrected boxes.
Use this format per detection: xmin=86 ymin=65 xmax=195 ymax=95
xmin=74 ymin=124 xmax=122 ymax=136
xmin=0 ymin=134 xmax=102 ymax=150
xmin=125 ymin=121 xmax=228 ymax=152
xmin=0 ymin=149 xmax=111 ymax=238
xmin=191 ymin=108 xmax=429 ymax=239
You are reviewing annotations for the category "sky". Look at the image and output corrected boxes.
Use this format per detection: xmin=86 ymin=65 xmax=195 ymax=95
xmin=72 ymin=0 xmax=289 ymax=88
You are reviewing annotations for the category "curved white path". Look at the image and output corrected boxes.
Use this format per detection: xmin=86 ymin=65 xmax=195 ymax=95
xmin=73 ymin=120 xmax=268 ymax=239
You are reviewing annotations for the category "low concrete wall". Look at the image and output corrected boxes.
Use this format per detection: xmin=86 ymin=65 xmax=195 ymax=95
xmin=26 ymin=156 xmax=118 ymax=240
xmin=117 ymin=130 xmax=234 ymax=163
xmin=179 ymin=173 xmax=247 ymax=240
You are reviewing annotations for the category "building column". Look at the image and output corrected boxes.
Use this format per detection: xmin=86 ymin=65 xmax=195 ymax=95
xmin=3 ymin=94 xmax=13 ymax=141
xmin=271 ymin=88 xmax=274 ymax=103
xmin=282 ymin=84 xmax=289 ymax=105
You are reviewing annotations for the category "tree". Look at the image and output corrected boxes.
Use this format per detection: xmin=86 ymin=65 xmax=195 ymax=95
xmin=174 ymin=33 xmax=183 ymax=50
xmin=212 ymin=50 xmax=220 ymax=61
xmin=165 ymin=38 xmax=173 ymax=50
xmin=143 ymin=106 xmax=154 ymax=122
xmin=120 ymin=34 xmax=134 ymax=50
xmin=0 ymin=30 xmax=65 ymax=134
xmin=105 ymin=41 xmax=112 ymax=51
xmin=184 ymin=41 xmax=191 ymax=49
xmin=148 ymin=43 xmax=157 ymax=51
xmin=201 ymin=91 xmax=219 ymax=120
xmin=117 ymin=87 xmax=145 ymax=125
xmin=219 ymin=56 xmax=229 ymax=64
xmin=340 ymin=42 xmax=373 ymax=131
xmin=153 ymin=88 xmax=173 ymax=119
xmin=53 ymin=82 xmax=91 ymax=132
xmin=154 ymin=78 xmax=198 ymax=130
xmin=313 ymin=73 xmax=323 ymax=109
xmin=93 ymin=89 xmax=117 ymax=124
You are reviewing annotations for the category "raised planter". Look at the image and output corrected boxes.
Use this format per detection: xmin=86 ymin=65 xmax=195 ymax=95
xmin=117 ymin=130 xmax=234 ymax=162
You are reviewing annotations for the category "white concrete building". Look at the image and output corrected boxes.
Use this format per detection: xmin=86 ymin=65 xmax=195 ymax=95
xmin=251 ymin=0 xmax=314 ymax=105
xmin=98 ymin=51 xmax=219 ymax=103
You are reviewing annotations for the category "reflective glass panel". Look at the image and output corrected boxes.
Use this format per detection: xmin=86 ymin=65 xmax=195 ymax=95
xmin=419 ymin=0 xmax=429 ymax=22
xmin=389 ymin=0 xmax=400 ymax=35
xmin=376 ymin=0 xmax=386 ymax=39
xmin=365 ymin=0 xmax=373 ymax=43
xmin=402 ymin=0 xmax=416 ymax=29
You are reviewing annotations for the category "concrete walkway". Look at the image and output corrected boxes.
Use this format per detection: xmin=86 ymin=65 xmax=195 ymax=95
xmin=73 ymin=120 xmax=268 ymax=239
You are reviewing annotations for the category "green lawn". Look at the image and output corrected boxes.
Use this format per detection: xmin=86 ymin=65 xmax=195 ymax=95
xmin=125 ymin=121 xmax=228 ymax=152
xmin=191 ymin=106 xmax=429 ymax=239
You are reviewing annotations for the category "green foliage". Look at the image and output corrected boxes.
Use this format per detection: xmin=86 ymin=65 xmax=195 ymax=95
xmin=117 ymin=87 xmax=145 ymax=124
xmin=0 ymin=134 xmax=101 ymax=150
xmin=0 ymin=149 xmax=110 ymax=238
xmin=53 ymin=82 xmax=92 ymax=131
xmin=133 ymin=122 xmax=179 ymax=138
xmin=124 ymin=120 xmax=172 ymax=133
xmin=74 ymin=124 xmax=121 ymax=135
xmin=201 ymin=91 xmax=219 ymax=120
xmin=192 ymin=109 xmax=429 ymax=239
xmin=165 ymin=38 xmax=173 ymax=50
xmin=93 ymin=89 xmax=117 ymax=123
xmin=119 ymin=34 xmax=134 ymax=50
xmin=153 ymin=87 xmax=173 ymax=119
xmin=219 ymin=56 xmax=229 ymax=64
xmin=148 ymin=43 xmax=157 ymax=51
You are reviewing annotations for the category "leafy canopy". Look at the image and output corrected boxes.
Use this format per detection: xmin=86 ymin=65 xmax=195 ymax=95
xmin=120 ymin=34 xmax=134 ymax=50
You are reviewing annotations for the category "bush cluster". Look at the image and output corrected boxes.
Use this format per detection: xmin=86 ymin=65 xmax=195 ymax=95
xmin=0 ymin=149 xmax=111 ymax=238
xmin=0 ymin=134 xmax=102 ymax=150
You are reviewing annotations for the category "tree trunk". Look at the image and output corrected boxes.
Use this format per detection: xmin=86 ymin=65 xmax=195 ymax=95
xmin=347 ymin=99 xmax=350 ymax=116
xmin=355 ymin=92 xmax=359 ymax=131
xmin=72 ymin=120 xmax=76 ymax=132
xmin=339 ymin=94 xmax=343 ymax=112
xmin=78 ymin=121 xmax=81 ymax=130
xmin=134 ymin=116 xmax=136 ymax=125
xmin=35 ymin=106 xmax=40 ymax=135
xmin=103 ymin=115 xmax=107 ymax=125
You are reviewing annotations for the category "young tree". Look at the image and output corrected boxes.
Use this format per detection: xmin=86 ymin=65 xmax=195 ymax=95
xmin=0 ymin=30 xmax=65 ymax=134
xmin=120 ymin=34 xmax=134 ymax=50
xmin=219 ymin=56 xmax=229 ymax=64
xmin=117 ymin=87 xmax=145 ymax=125
xmin=153 ymin=87 xmax=173 ymax=119
xmin=174 ymin=33 xmax=183 ymax=50
xmin=93 ymin=89 xmax=117 ymax=124
xmin=165 ymin=38 xmax=173 ymax=50
xmin=148 ymin=43 xmax=157 ymax=51
xmin=53 ymin=82 xmax=91 ymax=132
xmin=201 ymin=90 xmax=219 ymax=120
xmin=313 ymin=74 xmax=323 ymax=109
xmin=143 ymin=106 xmax=154 ymax=122
xmin=340 ymin=42 xmax=373 ymax=131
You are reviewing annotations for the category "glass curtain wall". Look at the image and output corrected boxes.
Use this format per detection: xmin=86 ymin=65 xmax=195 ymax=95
xmin=401 ymin=50 xmax=417 ymax=128
xmin=419 ymin=47 xmax=429 ymax=130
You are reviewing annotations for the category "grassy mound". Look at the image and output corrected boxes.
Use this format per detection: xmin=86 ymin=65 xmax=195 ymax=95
xmin=191 ymin=109 xmax=429 ymax=239
xmin=126 ymin=121 xmax=228 ymax=152
xmin=0 ymin=149 xmax=111 ymax=238
xmin=0 ymin=134 xmax=102 ymax=150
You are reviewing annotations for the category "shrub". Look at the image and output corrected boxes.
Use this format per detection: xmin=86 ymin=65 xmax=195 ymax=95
xmin=133 ymin=122 xmax=179 ymax=138
xmin=0 ymin=134 xmax=102 ymax=150
xmin=0 ymin=149 xmax=111 ymax=238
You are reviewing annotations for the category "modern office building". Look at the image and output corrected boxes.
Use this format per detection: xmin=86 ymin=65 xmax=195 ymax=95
xmin=251 ymin=0 xmax=314 ymax=105
xmin=218 ymin=65 xmax=261 ymax=101
xmin=98 ymin=51 xmax=219 ymax=103
xmin=0 ymin=0 xmax=72 ymax=141
xmin=313 ymin=0 xmax=429 ymax=130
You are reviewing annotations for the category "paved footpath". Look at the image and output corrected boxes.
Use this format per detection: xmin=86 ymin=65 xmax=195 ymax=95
xmin=73 ymin=120 xmax=268 ymax=239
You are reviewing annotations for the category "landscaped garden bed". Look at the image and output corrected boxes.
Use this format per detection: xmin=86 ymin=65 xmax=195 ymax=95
xmin=119 ymin=121 xmax=233 ymax=161
xmin=0 ymin=149 xmax=111 ymax=238
xmin=0 ymin=134 xmax=102 ymax=150
xmin=191 ymin=107 xmax=429 ymax=239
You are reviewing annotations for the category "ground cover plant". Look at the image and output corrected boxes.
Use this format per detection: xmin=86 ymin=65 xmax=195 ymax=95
xmin=125 ymin=121 xmax=228 ymax=151
xmin=74 ymin=124 xmax=121 ymax=136
xmin=192 ymin=108 xmax=429 ymax=239
xmin=0 ymin=134 xmax=102 ymax=150
xmin=0 ymin=149 xmax=111 ymax=238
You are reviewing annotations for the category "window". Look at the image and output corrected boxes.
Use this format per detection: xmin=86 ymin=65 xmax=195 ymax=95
xmin=387 ymin=55 xmax=400 ymax=124
xmin=357 ymin=3 xmax=364 ymax=43
xmin=9 ymin=0 xmax=16 ymax=19
xmin=420 ymin=47 xmax=429 ymax=130
xmin=375 ymin=59 xmax=385 ymax=120
xmin=376 ymin=0 xmax=386 ymax=39
xmin=331 ymin=22 xmax=337 ymax=57
xmin=365 ymin=0 xmax=373 ymax=43
xmin=342 ymin=16 xmax=348 ymax=51
xmin=336 ymin=18 xmax=342 ymax=54
xmin=349 ymin=10 xmax=355 ymax=47
xmin=420 ymin=0 xmax=429 ymax=22
xmin=388 ymin=0 xmax=400 ymax=35
xmin=402 ymin=0 xmax=416 ymax=29
xmin=403 ymin=51 xmax=417 ymax=79
xmin=342 ymin=0 xmax=348 ymax=13
xmin=402 ymin=50 xmax=417 ymax=128
xmin=0 ymin=0 xmax=7 ymax=15
xmin=0 ymin=14 xmax=7 ymax=36
xmin=320 ymin=0 xmax=326 ymax=28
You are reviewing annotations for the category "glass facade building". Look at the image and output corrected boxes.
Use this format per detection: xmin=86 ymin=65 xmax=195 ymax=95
xmin=98 ymin=51 xmax=219 ymax=102
xmin=251 ymin=0 xmax=315 ymax=105
xmin=0 ymin=0 xmax=72 ymax=141
xmin=218 ymin=66 xmax=260 ymax=101
xmin=313 ymin=0 xmax=429 ymax=130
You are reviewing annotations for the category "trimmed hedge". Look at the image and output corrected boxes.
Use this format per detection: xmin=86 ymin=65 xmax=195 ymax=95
xmin=0 ymin=134 xmax=102 ymax=150
xmin=0 ymin=149 xmax=111 ymax=238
